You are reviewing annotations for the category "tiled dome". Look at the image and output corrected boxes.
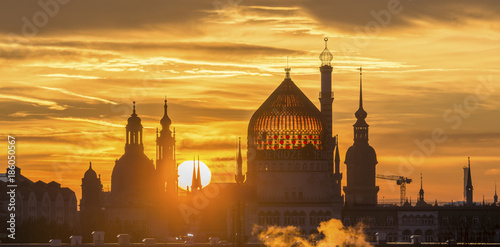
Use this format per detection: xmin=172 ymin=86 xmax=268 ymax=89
xmin=248 ymin=78 xmax=325 ymax=150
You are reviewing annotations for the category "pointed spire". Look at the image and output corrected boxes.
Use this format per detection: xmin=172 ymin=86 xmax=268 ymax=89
xmin=466 ymin=157 xmax=473 ymax=189
xmin=494 ymin=181 xmax=498 ymax=204
xmin=354 ymin=67 xmax=367 ymax=121
xmin=334 ymin=141 xmax=340 ymax=165
xmin=89 ymin=161 xmax=92 ymax=170
xmin=359 ymin=67 xmax=363 ymax=109
xmin=419 ymin=173 xmax=425 ymax=203
xmin=235 ymin=137 xmax=245 ymax=184
xmin=191 ymin=156 xmax=196 ymax=190
xmin=132 ymin=101 xmax=137 ymax=116
xmin=420 ymin=173 xmax=423 ymax=190
xmin=197 ymin=155 xmax=202 ymax=189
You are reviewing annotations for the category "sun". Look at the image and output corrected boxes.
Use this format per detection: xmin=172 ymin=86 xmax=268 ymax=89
xmin=178 ymin=160 xmax=212 ymax=190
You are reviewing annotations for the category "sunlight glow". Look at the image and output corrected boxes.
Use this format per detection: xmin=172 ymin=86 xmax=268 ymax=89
xmin=178 ymin=160 xmax=212 ymax=190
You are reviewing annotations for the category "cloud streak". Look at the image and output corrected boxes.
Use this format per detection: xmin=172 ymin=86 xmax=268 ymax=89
xmin=0 ymin=93 xmax=66 ymax=110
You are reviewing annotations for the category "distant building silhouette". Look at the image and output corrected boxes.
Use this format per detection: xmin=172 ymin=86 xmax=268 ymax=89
xmin=75 ymin=38 xmax=500 ymax=244
xmin=344 ymin=68 xmax=379 ymax=206
xmin=80 ymin=162 xmax=103 ymax=241
xmin=0 ymin=167 xmax=77 ymax=242
xmin=466 ymin=157 xmax=474 ymax=206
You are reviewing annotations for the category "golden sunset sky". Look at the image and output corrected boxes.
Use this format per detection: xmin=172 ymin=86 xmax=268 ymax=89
xmin=1 ymin=0 xmax=499 ymax=204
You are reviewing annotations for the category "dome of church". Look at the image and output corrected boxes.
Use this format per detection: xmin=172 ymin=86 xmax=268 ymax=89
xmin=111 ymin=151 xmax=156 ymax=198
xmin=248 ymin=77 xmax=325 ymax=150
xmin=84 ymin=163 xmax=97 ymax=179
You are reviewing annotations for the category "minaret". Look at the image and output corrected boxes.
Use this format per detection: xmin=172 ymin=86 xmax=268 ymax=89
xmin=319 ymin=37 xmax=334 ymax=145
xmin=235 ymin=137 xmax=245 ymax=184
xmin=343 ymin=68 xmax=379 ymax=206
xmin=494 ymin=181 xmax=498 ymax=205
xmin=156 ymin=98 xmax=177 ymax=198
xmin=466 ymin=157 xmax=474 ymax=206
xmin=125 ymin=101 xmax=144 ymax=152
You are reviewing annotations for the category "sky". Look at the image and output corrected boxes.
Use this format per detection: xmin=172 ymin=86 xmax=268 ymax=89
xmin=0 ymin=0 xmax=499 ymax=204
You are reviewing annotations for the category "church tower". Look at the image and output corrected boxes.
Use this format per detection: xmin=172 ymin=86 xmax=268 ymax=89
xmin=344 ymin=68 xmax=379 ymax=206
xmin=111 ymin=102 xmax=156 ymax=200
xmin=80 ymin=162 xmax=103 ymax=240
xmin=494 ymin=182 xmax=498 ymax=205
xmin=156 ymin=99 xmax=177 ymax=198
xmin=466 ymin=157 xmax=474 ymax=206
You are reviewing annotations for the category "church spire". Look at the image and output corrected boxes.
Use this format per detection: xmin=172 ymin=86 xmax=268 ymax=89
xmin=235 ymin=137 xmax=245 ymax=184
xmin=494 ymin=181 xmax=498 ymax=205
xmin=355 ymin=67 xmax=367 ymax=124
xmin=466 ymin=157 xmax=474 ymax=206
xmin=197 ymin=155 xmax=202 ymax=190
xmin=191 ymin=156 xmax=197 ymax=191
xmin=353 ymin=67 xmax=369 ymax=144
xmin=419 ymin=173 xmax=424 ymax=202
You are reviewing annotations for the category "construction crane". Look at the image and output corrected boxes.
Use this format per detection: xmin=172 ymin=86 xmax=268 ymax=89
xmin=376 ymin=175 xmax=412 ymax=205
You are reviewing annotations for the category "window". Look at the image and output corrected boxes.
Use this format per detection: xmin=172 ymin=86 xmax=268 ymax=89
xmin=387 ymin=216 xmax=394 ymax=225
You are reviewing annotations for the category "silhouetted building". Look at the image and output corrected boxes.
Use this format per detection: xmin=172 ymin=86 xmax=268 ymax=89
xmin=156 ymin=99 xmax=177 ymax=198
xmin=244 ymin=38 xmax=343 ymax=238
xmin=80 ymin=162 xmax=103 ymax=241
xmin=104 ymin=102 xmax=165 ymax=241
xmin=0 ymin=167 xmax=77 ymax=242
xmin=111 ymin=102 xmax=157 ymax=200
xmin=344 ymin=68 xmax=379 ymax=206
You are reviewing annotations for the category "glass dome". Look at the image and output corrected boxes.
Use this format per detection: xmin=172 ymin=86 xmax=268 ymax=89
xmin=248 ymin=78 xmax=325 ymax=150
